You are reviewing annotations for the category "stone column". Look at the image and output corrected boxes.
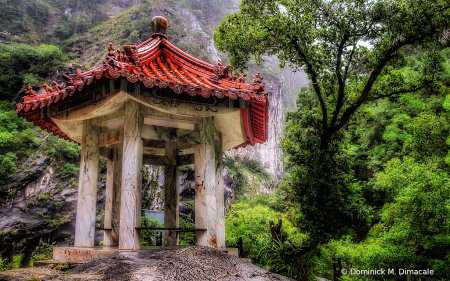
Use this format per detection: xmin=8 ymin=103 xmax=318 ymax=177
xmin=103 ymin=158 xmax=114 ymax=246
xmin=194 ymin=117 xmax=217 ymax=247
xmin=112 ymin=143 xmax=123 ymax=245
xmin=215 ymin=134 xmax=225 ymax=249
xmin=164 ymin=141 xmax=179 ymax=246
xmin=74 ymin=120 xmax=99 ymax=248
xmin=103 ymin=143 xmax=123 ymax=246
xmin=119 ymin=100 xmax=143 ymax=250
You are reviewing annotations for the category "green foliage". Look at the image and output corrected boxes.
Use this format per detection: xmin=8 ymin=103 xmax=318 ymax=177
xmin=179 ymin=214 xmax=195 ymax=245
xmin=0 ymin=44 xmax=67 ymax=100
xmin=225 ymin=156 xmax=272 ymax=196
xmin=0 ymin=0 xmax=50 ymax=36
xmin=37 ymin=191 xmax=53 ymax=201
xmin=281 ymin=107 xmax=372 ymax=246
xmin=215 ymin=0 xmax=450 ymax=251
xmin=183 ymin=201 xmax=195 ymax=208
xmin=225 ymin=201 xmax=305 ymax=259
xmin=0 ymin=254 xmax=23 ymax=271
xmin=179 ymin=165 xmax=194 ymax=174
xmin=140 ymin=217 xmax=164 ymax=246
xmin=32 ymin=242 xmax=54 ymax=261
xmin=0 ymin=101 xmax=40 ymax=182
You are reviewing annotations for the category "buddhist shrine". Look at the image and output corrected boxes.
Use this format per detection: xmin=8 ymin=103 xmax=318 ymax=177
xmin=15 ymin=16 xmax=269 ymax=251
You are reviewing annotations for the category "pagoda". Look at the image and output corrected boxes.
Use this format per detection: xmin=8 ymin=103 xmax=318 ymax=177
xmin=15 ymin=16 xmax=269 ymax=251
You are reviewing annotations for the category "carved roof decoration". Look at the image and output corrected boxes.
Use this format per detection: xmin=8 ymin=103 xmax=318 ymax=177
xmin=16 ymin=17 xmax=269 ymax=148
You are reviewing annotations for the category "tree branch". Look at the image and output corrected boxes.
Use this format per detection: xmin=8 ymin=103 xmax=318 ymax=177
xmin=330 ymin=34 xmax=349 ymax=128
xmin=367 ymin=83 xmax=429 ymax=101
xmin=333 ymin=29 xmax=439 ymax=133
xmin=289 ymin=36 xmax=328 ymax=130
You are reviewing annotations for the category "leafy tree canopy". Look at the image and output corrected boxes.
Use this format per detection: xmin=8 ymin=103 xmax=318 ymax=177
xmin=214 ymin=0 xmax=450 ymax=149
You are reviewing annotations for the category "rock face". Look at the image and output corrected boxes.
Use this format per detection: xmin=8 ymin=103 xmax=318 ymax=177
xmin=70 ymin=246 xmax=294 ymax=281
xmin=0 ymin=247 xmax=294 ymax=280
xmin=231 ymin=69 xmax=308 ymax=185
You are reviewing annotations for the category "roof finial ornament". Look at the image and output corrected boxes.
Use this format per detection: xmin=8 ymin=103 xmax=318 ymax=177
xmin=210 ymin=60 xmax=231 ymax=83
xmin=52 ymin=81 xmax=63 ymax=91
xmin=151 ymin=16 xmax=168 ymax=39
xmin=25 ymin=84 xmax=37 ymax=98
xmin=43 ymin=83 xmax=54 ymax=93
xmin=251 ymin=72 xmax=264 ymax=85
xmin=237 ymin=73 xmax=247 ymax=83
xmin=108 ymin=43 xmax=115 ymax=57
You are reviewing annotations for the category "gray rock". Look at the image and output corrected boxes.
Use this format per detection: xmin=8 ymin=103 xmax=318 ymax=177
xmin=69 ymin=246 xmax=295 ymax=281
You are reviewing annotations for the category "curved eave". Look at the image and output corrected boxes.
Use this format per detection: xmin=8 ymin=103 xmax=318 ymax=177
xmin=16 ymin=36 xmax=269 ymax=148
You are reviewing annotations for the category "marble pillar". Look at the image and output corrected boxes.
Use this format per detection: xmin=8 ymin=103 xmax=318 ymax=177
xmin=119 ymin=100 xmax=143 ymax=250
xmin=164 ymin=141 xmax=179 ymax=246
xmin=103 ymin=143 xmax=122 ymax=246
xmin=103 ymin=159 xmax=114 ymax=246
xmin=194 ymin=117 xmax=217 ymax=247
xmin=74 ymin=120 xmax=99 ymax=248
xmin=111 ymin=143 xmax=123 ymax=245
xmin=215 ymin=134 xmax=225 ymax=248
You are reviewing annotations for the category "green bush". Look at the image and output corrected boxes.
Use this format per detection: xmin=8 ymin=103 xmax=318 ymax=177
xmin=0 ymin=44 xmax=67 ymax=100
xmin=140 ymin=217 xmax=164 ymax=246
xmin=179 ymin=214 xmax=195 ymax=245
xmin=32 ymin=242 xmax=54 ymax=261
xmin=0 ymin=101 xmax=40 ymax=182
xmin=179 ymin=165 xmax=194 ymax=174
xmin=225 ymin=201 xmax=305 ymax=259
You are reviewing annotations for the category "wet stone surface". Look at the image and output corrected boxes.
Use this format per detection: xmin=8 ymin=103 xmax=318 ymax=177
xmin=0 ymin=246 xmax=294 ymax=281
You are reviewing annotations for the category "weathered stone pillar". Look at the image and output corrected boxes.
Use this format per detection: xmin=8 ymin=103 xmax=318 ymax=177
xmin=119 ymin=100 xmax=143 ymax=250
xmin=215 ymin=134 xmax=225 ymax=249
xmin=194 ymin=117 xmax=217 ymax=247
xmin=74 ymin=120 xmax=99 ymax=248
xmin=104 ymin=143 xmax=123 ymax=246
xmin=164 ymin=141 xmax=179 ymax=246
xmin=103 ymin=158 xmax=114 ymax=246
xmin=112 ymin=143 xmax=122 ymax=245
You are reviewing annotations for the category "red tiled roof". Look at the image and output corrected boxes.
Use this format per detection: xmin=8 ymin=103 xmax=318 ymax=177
xmin=16 ymin=36 xmax=269 ymax=148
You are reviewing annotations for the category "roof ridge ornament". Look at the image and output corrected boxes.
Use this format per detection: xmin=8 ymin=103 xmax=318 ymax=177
xmin=151 ymin=16 xmax=168 ymax=39
xmin=209 ymin=60 xmax=231 ymax=83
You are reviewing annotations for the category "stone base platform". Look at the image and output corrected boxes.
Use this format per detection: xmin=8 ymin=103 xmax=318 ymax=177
xmin=52 ymin=246 xmax=239 ymax=264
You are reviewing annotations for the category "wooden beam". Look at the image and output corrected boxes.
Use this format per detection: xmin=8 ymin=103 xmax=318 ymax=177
xmin=142 ymin=155 xmax=166 ymax=166
xmin=140 ymin=124 xmax=200 ymax=143
xmin=99 ymin=147 xmax=112 ymax=160
xmin=144 ymin=117 xmax=195 ymax=130
xmin=98 ymin=129 xmax=124 ymax=147
xmin=143 ymin=148 xmax=165 ymax=155
xmin=142 ymin=139 xmax=165 ymax=149
xmin=139 ymin=104 xmax=203 ymax=123
xmin=93 ymin=116 xmax=124 ymax=131
xmin=142 ymin=154 xmax=194 ymax=166
xmin=179 ymin=154 xmax=194 ymax=166
xmin=90 ymin=107 xmax=125 ymax=126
